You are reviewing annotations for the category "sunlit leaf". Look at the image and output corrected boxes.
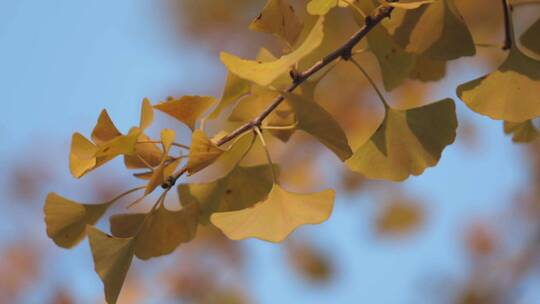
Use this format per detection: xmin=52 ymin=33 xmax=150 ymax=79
xmin=123 ymin=133 xmax=162 ymax=169
xmin=178 ymin=165 xmax=276 ymax=224
xmin=69 ymin=133 xmax=98 ymax=178
xmin=87 ymin=226 xmax=135 ymax=304
xmin=109 ymin=203 xmax=199 ymax=260
xmin=457 ymin=48 xmax=540 ymax=122
xmin=145 ymin=129 xmax=176 ymax=195
xmin=186 ymin=130 xmax=225 ymax=175
xmin=346 ymin=99 xmax=457 ymax=181
xmin=91 ymin=110 xmax=122 ymax=146
xmin=154 ymin=96 xmax=216 ymax=130
xmin=521 ymin=18 xmax=540 ymax=56
xmin=220 ymin=17 xmax=324 ymax=86
xmin=44 ymin=193 xmax=111 ymax=248
xmin=306 ymin=0 xmax=348 ymax=16
xmin=95 ymin=130 xmax=140 ymax=159
xmin=139 ymin=98 xmax=154 ymax=130
xmin=211 ymin=184 xmax=334 ymax=242
xmin=392 ymin=0 xmax=475 ymax=60
xmin=208 ymin=72 xmax=251 ymax=119
xmin=284 ymin=92 xmax=352 ymax=160
xmin=504 ymin=120 xmax=539 ymax=143
xmin=249 ymin=0 xmax=303 ymax=46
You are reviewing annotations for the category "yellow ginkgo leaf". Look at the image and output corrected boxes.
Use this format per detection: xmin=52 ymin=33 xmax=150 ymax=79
xmin=284 ymin=92 xmax=352 ymax=161
xmin=249 ymin=0 xmax=303 ymax=46
xmin=208 ymin=72 xmax=251 ymax=120
xmin=186 ymin=130 xmax=225 ymax=175
xmin=144 ymin=129 xmax=176 ymax=195
xmin=504 ymin=120 xmax=539 ymax=143
xmin=392 ymin=0 xmax=475 ymax=60
xmin=69 ymin=133 xmax=98 ymax=178
xmin=376 ymin=199 xmax=424 ymax=237
xmin=409 ymin=54 xmax=446 ymax=81
xmin=154 ymin=96 xmax=216 ymax=131
xmin=87 ymin=226 xmax=135 ymax=304
xmin=210 ymin=184 xmax=334 ymax=242
xmin=139 ymin=98 xmax=154 ymax=130
xmin=95 ymin=130 xmax=140 ymax=159
xmin=346 ymin=99 xmax=457 ymax=181
xmin=44 ymin=193 xmax=111 ymax=248
xmin=123 ymin=133 xmax=162 ymax=169
xmin=382 ymin=0 xmax=434 ymax=10
xmin=220 ymin=17 xmax=324 ymax=87
xmin=91 ymin=110 xmax=122 ymax=146
xmin=178 ymin=165 xmax=277 ymax=224
xmin=306 ymin=0 xmax=348 ymax=16
xmin=109 ymin=203 xmax=199 ymax=260
xmin=521 ymin=18 xmax=540 ymax=56
xmin=457 ymin=47 xmax=540 ymax=122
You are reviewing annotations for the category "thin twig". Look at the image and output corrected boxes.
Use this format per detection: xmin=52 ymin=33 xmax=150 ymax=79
xmin=502 ymin=0 xmax=513 ymax=50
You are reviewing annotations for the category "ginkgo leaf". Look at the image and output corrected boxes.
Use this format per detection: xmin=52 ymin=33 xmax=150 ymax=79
xmin=208 ymin=72 xmax=251 ymax=119
xmin=504 ymin=120 xmax=539 ymax=143
xmin=392 ymin=0 xmax=475 ymax=60
xmin=521 ymin=18 xmax=540 ymax=56
xmin=145 ymin=129 xmax=176 ymax=195
xmin=95 ymin=130 xmax=140 ymax=159
xmin=70 ymin=133 xmax=98 ymax=178
xmin=383 ymin=0 xmax=434 ymax=10
xmin=409 ymin=54 xmax=447 ymax=81
xmin=210 ymin=184 xmax=334 ymax=242
xmin=178 ymin=165 xmax=277 ymax=224
xmin=87 ymin=226 xmax=135 ymax=304
xmin=139 ymin=98 xmax=154 ymax=130
xmin=109 ymin=203 xmax=199 ymax=260
xmin=123 ymin=133 xmax=162 ymax=169
xmin=186 ymin=130 xmax=225 ymax=175
xmin=249 ymin=0 xmax=303 ymax=46
xmin=91 ymin=110 xmax=122 ymax=146
xmin=376 ymin=199 xmax=424 ymax=237
xmin=220 ymin=17 xmax=324 ymax=87
xmin=44 ymin=193 xmax=111 ymax=248
xmin=306 ymin=0 xmax=348 ymax=16
xmin=457 ymin=47 xmax=540 ymax=122
xmin=284 ymin=92 xmax=352 ymax=161
xmin=346 ymin=99 xmax=457 ymax=181
xmin=154 ymin=96 xmax=216 ymax=130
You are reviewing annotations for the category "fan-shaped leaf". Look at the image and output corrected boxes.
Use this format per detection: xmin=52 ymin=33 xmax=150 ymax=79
xmin=504 ymin=120 xmax=539 ymax=143
xmin=208 ymin=73 xmax=251 ymax=120
xmin=69 ymin=133 xmax=98 ymax=178
xmin=186 ymin=130 xmax=225 ymax=175
xmin=91 ymin=110 xmax=122 ymax=146
xmin=249 ymin=0 xmax=303 ymax=46
xmin=154 ymin=96 xmax=216 ymax=130
xmin=306 ymin=0 xmax=348 ymax=16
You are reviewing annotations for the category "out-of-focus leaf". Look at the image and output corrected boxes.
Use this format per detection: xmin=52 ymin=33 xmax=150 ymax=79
xmin=178 ymin=165 xmax=276 ymax=224
xmin=286 ymin=241 xmax=333 ymax=283
xmin=44 ymin=193 xmax=110 ymax=248
xmin=87 ymin=226 xmax=135 ymax=304
xmin=109 ymin=203 xmax=199 ymax=260
xmin=186 ymin=130 xmax=225 ymax=175
xmin=521 ymin=18 xmax=540 ymax=56
xmin=346 ymin=99 xmax=457 ymax=181
xmin=306 ymin=0 xmax=348 ymax=16
xmin=504 ymin=120 xmax=539 ymax=143
xmin=208 ymin=73 xmax=251 ymax=119
xmin=220 ymin=17 xmax=324 ymax=86
xmin=376 ymin=199 xmax=423 ymax=237
xmin=457 ymin=48 xmax=540 ymax=122
xmin=91 ymin=110 xmax=122 ymax=146
xmin=249 ymin=0 xmax=303 ymax=46
xmin=211 ymin=184 xmax=334 ymax=242
xmin=154 ymin=96 xmax=216 ymax=130
xmin=284 ymin=92 xmax=352 ymax=160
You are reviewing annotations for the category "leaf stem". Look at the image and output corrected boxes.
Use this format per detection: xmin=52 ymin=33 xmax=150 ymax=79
xmin=254 ymin=127 xmax=278 ymax=184
xmin=350 ymin=58 xmax=389 ymax=107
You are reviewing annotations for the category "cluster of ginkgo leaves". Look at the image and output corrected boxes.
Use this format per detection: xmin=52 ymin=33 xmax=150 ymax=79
xmin=44 ymin=0 xmax=540 ymax=302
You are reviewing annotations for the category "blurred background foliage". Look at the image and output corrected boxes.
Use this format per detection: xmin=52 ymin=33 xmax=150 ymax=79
xmin=1 ymin=0 xmax=540 ymax=303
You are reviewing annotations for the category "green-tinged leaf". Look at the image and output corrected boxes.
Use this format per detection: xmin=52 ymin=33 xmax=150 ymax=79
xmin=69 ymin=133 xmax=98 ymax=178
xmin=154 ymin=96 xmax=216 ymax=130
xmin=178 ymin=165 xmax=276 ymax=224
xmin=521 ymin=18 xmax=540 ymax=56
xmin=220 ymin=17 xmax=324 ymax=86
xmin=393 ymin=0 xmax=475 ymax=60
xmin=109 ymin=203 xmax=199 ymax=260
xmin=504 ymin=120 xmax=539 ymax=143
xmin=284 ymin=92 xmax=352 ymax=161
xmin=87 ymin=226 xmax=135 ymax=304
xmin=457 ymin=48 xmax=540 ymax=122
xmin=44 ymin=193 xmax=111 ymax=248
xmin=208 ymin=73 xmax=251 ymax=119
xmin=383 ymin=0 xmax=434 ymax=10
xmin=249 ymin=0 xmax=303 ymax=46
xmin=186 ymin=130 xmax=225 ymax=175
xmin=306 ymin=0 xmax=348 ymax=16
xmin=211 ymin=184 xmax=334 ymax=242
xmin=346 ymin=99 xmax=457 ymax=181
xmin=91 ymin=110 xmax=122 ymax=146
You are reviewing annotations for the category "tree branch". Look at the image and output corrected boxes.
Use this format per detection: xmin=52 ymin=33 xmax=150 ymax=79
xmin=502 ymin=0 xmax=513 ymax=50
xmin=163 ymin=3 xmax=397 ymax=189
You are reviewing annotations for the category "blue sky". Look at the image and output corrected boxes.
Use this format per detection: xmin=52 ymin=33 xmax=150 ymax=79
xmin=0 ymin=1 xmax=531 ymax=303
